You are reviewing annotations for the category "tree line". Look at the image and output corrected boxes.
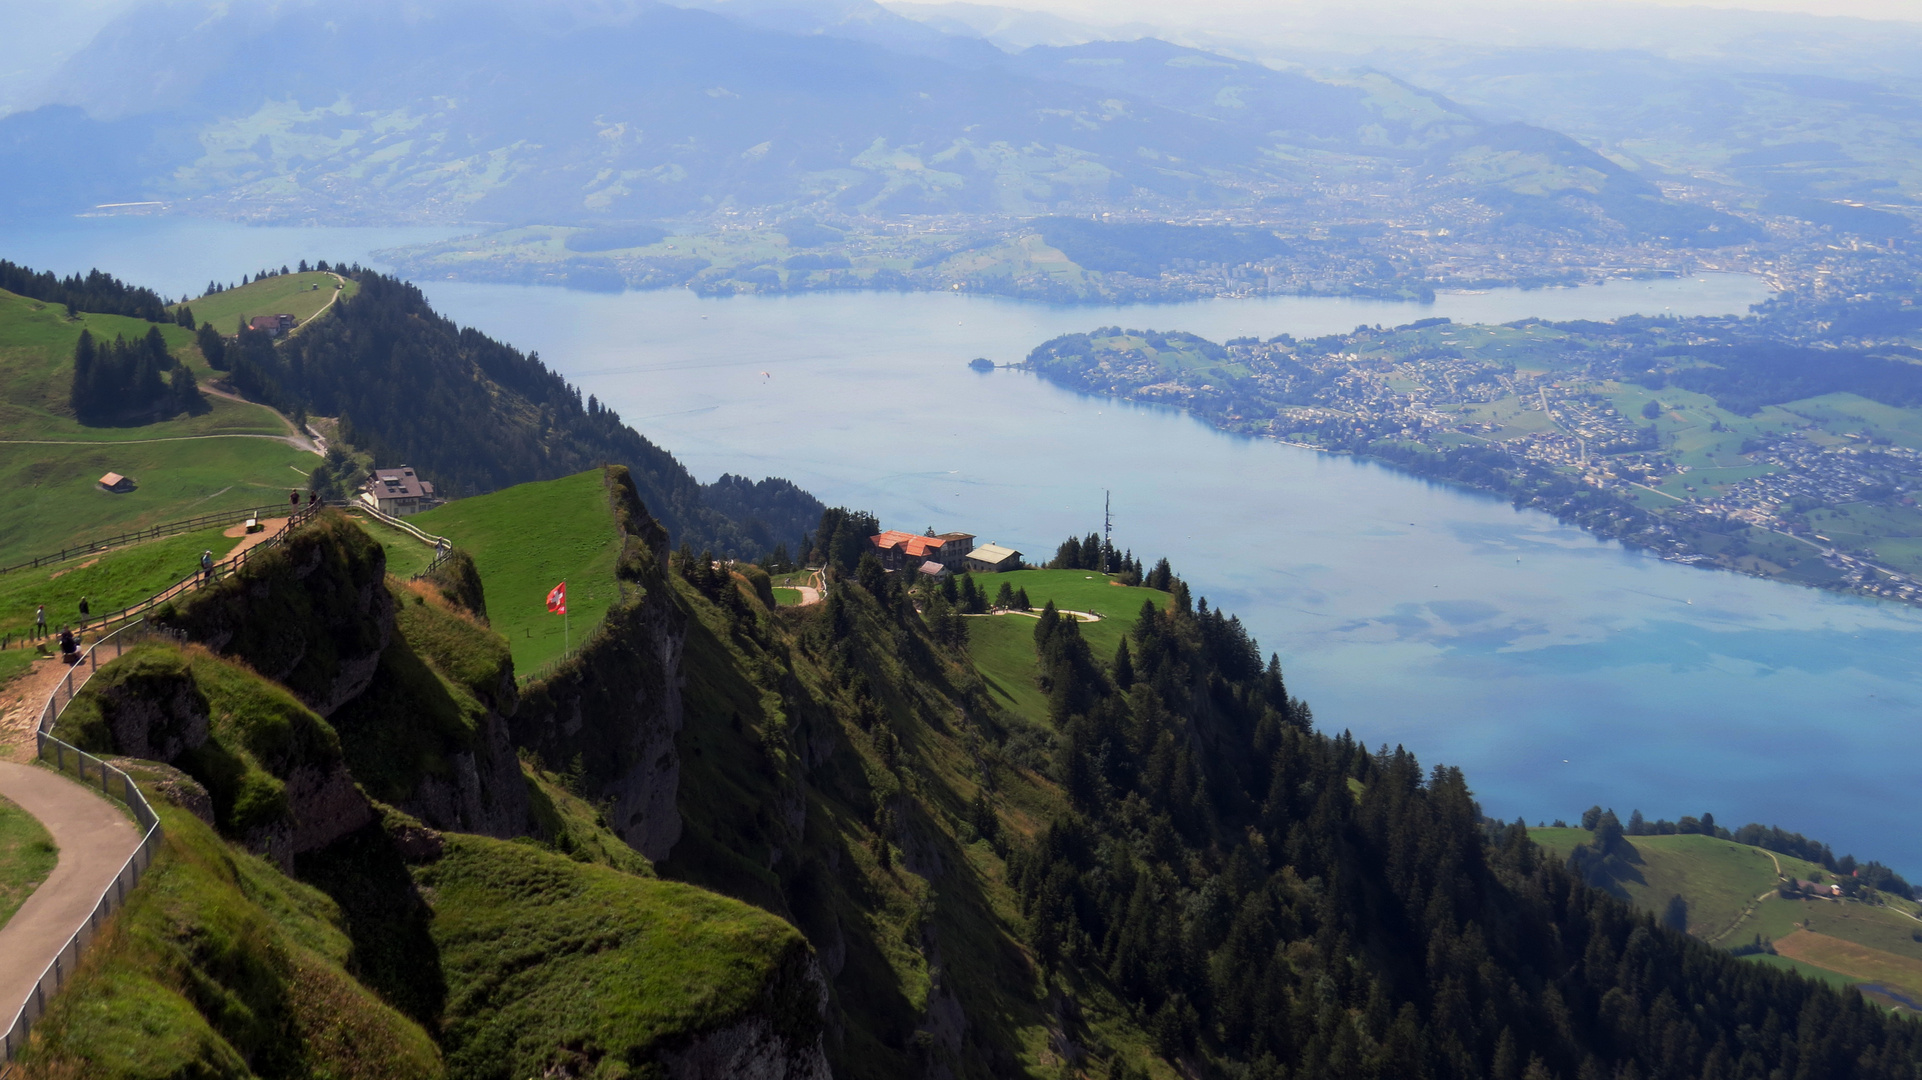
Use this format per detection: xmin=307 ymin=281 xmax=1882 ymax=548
xmin=69 ymin=327 xmax=202 ymax=424
xmin=0 ymin=259 xmax=176 ymax=321
xmin=1573 ymin=805 xmax=1915 ymax=900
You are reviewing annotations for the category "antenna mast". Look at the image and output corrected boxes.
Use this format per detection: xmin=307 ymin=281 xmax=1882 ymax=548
xmin=1103 ymin=490 xmax=1113 ymax=573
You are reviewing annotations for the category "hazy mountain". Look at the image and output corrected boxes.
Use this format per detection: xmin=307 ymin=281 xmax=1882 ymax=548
xmin=0 ymin=0 xmax=1752 ymax=243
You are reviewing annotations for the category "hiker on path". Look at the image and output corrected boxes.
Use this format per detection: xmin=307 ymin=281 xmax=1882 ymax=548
xmin=290 ymin=490 xmax=300 ymax=512
xmin=35 ymin=604 xmax=46 ymax=640
xmin=78 ymin=596 xmax=90 ymax=618
xmin=58 ymin=626 xmax=77 ymax=664
xmin=200 ymin=550 xmax=214 ymax=583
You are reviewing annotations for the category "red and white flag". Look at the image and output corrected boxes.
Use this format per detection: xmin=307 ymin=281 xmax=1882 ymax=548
xmin=546 ymin=581 xmax=567 ymax=615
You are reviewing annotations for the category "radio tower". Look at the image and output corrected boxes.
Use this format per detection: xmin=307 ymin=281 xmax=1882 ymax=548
xmin=1103 ymin=490 xmax=1113 ymax=573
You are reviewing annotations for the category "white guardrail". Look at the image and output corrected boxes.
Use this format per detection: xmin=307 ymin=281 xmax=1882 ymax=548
xmin=2 ymin=619 xmax=171 ymax=1065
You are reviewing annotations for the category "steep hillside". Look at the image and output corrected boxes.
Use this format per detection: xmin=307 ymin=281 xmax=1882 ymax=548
xmin=24 ymin=502 xmax=833 ymax=1078
xmin=21 ymin=470 xmax=1922 ymax=1078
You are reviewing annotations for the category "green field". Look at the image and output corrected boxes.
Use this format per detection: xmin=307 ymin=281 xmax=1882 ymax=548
xmin=0 ymin=285 xmax=316 ymax=562
xmin=964 ymin=569 xmax=1169 ymax=725
xmin=0 ymin=524 xmax=236 ymax=641
xmin=411 ymin=470 xmax=623 ymax=675
xmin=772 ymin=586 xmax=804 ymax=606
xmin=0 ymin=438 xmax=319 ymax=565
xmin=174 ymin=272 xmax=357 ymax=336
xmin=0 ymin=792 xmax=57 ymax=931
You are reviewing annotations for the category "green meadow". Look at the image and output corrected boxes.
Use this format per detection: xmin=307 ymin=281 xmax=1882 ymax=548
xmin=0 ymin=438 xmax=318 ymax=565
xmin=411 ymin=470 xmax=624 ymax=675
xmin=174 ymin=272 xmax=358 ymax=335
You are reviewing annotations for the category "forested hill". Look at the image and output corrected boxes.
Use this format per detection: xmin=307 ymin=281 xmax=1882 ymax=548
xmin=979 ymin=583 xmax=1922 ymax=1079
xmin=224 ymin=268 xmax=819 ymax=554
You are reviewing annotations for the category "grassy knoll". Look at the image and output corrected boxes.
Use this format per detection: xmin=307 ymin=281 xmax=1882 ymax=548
xmin=963 ymin=569 xmax=1169 ymax=727
xmin=0 ymin=792 xmax=56 ymax=930
xmin=175 ymin=271 xmax=357 ymax=335
xmin=0 ymin=437 xmax=317 ymax=565
xmin=59 ymin=643 xmax=348 ymax=838
xmin=0 ymin=524 xmax=232 ymax=640
xmin=421 ymin=834 xmax=813 ymax=1079
xmin=1531 ymin=825 xmax=1922 ymax=1004
xmin=411 ymin=470 xmax=623 ymax=674
xmin=19 ymin=792 xmax=441 ymax=1079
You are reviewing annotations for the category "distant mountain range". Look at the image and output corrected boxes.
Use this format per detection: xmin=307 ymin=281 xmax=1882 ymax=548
xmin=0 ymin=0 xmax=1756 ymax=244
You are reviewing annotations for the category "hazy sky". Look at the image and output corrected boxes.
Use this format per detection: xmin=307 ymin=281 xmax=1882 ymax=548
xmin=1009 ymin=0 xmax=1920 ymax=24
xmin=4 ymin=0 xmax=1918 ymax=112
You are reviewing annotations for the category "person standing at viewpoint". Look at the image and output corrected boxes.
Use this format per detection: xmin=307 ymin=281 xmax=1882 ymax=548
xmin=35 ymin=603 xmax=47 ymax=640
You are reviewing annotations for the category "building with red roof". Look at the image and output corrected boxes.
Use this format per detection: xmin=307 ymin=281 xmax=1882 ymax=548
xmin=869 ymin=530 xmax=974 ymax=572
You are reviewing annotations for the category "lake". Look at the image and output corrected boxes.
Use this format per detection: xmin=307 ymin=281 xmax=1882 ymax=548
xmin=10 ymin=217 xmax=1919 ymax=872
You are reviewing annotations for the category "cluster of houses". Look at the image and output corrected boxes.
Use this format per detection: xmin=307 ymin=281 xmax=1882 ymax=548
xmin=868 ymin=529 xmax=1022 ymax=579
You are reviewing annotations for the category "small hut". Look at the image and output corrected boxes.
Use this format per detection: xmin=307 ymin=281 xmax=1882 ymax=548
xmin=97 ymin=472 xmax=135 ymax=493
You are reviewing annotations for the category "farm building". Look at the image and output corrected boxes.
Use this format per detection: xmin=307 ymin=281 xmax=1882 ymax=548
xmin=964 ymin=543 xmax=1022 ymax=573
xmin=870 ymin=530 xmax=974 ymax=572
xmin=97 ymin=472 xmax=135 ymax=493
xmin=360 ymin=466 xmax=438 ymax=516
xmin=249 ymin=313 xmax=298 ymax=336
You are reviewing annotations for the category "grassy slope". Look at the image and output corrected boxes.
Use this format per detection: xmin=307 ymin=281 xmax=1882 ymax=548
xmin=1529 ymin=828 xmax=1787 ymax=938
xmin=20 ymin=793 xmax=441 ymax=1080
xmin=175 ymin=272 xmax=359 ymax=336
xmin=0 ymin=792 xmax=56 ymax=930
xmin=412 ymin=471 xmax=623 ymax=675
xmin=0 ymin=287 xmax=315 ymax=562
xmin=965 ymin=569 xmax=1168 ymax=727
xmin=1533 ymin=826 xmax=1922 ymax=1005
xmin=422 ymin=834 xmax=810 ymax=1079
xmin=0 ymin=524 xmax=231 ymax=640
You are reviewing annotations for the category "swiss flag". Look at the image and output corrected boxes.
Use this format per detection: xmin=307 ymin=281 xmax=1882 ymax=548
xmin=546 ymin=581 xmax=567 ymax=615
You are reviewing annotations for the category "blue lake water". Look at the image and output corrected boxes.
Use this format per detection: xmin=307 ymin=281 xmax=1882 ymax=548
xmin=8 ymin=217 xmax=1918 ymax=872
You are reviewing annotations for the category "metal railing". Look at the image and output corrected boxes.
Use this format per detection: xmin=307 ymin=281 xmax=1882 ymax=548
xmin=2 ymin=620 xmax=169 ymax=1064
xmin=0 ymin=503 xmax=322 ymax=1063
xmin=0 ymin=502 xmax=305 ymax=577
xmin=347 ymin=500 xmax=449 ymax=548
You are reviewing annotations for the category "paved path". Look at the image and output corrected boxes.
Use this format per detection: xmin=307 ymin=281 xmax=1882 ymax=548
xmin=0 ymin=762 xmax=140 ymax=1020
